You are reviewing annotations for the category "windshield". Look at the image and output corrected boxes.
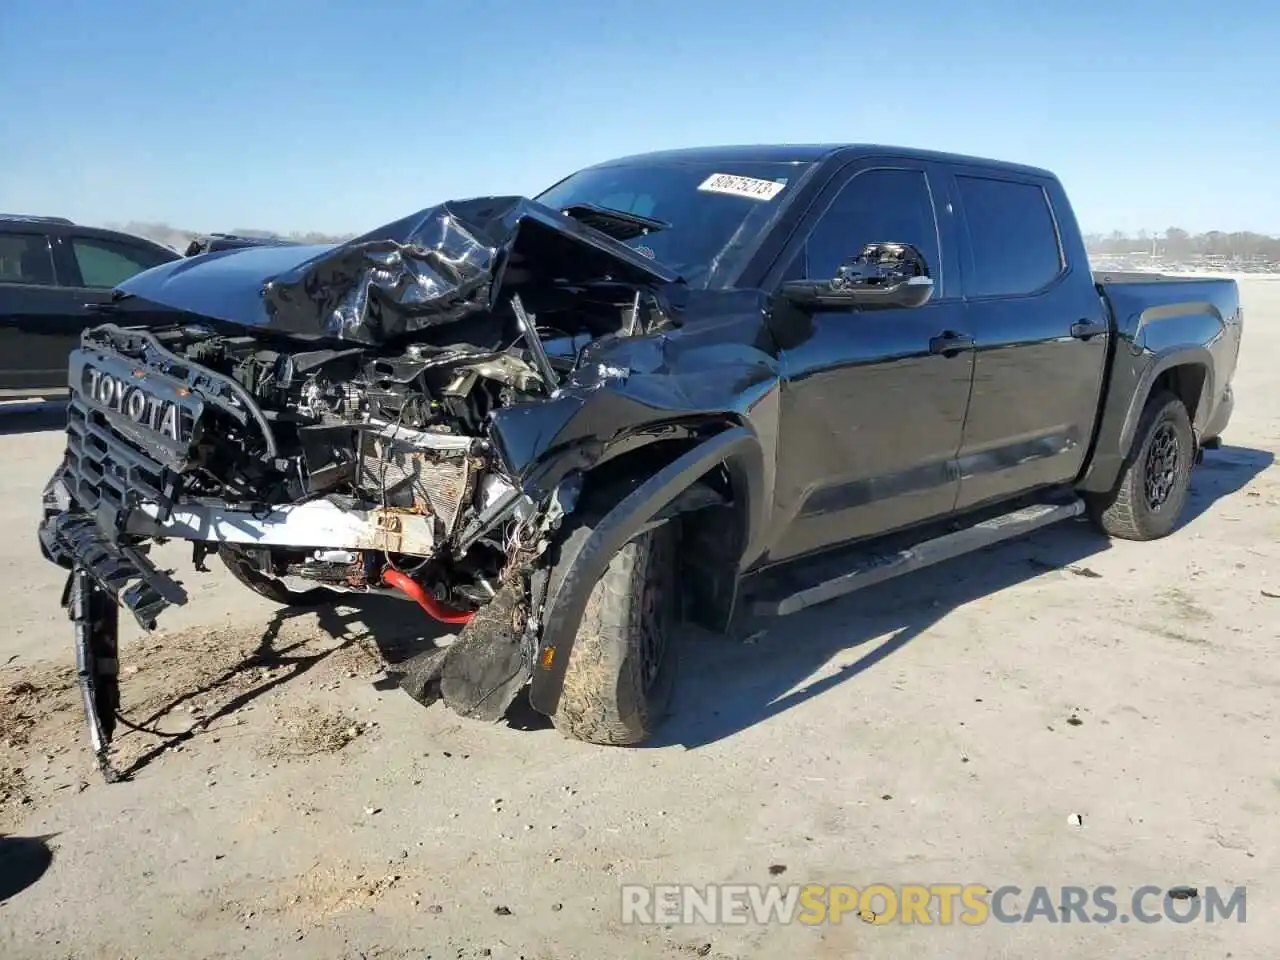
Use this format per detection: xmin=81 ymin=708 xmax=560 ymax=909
xmin=535 ymin=159 xmax=813 ymax=288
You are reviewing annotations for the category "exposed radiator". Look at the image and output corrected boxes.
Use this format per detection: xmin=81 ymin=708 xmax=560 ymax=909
xmin=356 ymin=432 xmax=476 ymax=538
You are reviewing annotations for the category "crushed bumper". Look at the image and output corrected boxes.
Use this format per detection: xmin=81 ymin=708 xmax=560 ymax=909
xmin=40 ymin=466 xmax=189 ymax=783
xmin=39 ymin=467 xmax=188 ymax=630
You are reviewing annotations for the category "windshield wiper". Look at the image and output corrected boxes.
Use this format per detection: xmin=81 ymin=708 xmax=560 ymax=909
xmin=559 ymin=203 xmax=671 ymax=241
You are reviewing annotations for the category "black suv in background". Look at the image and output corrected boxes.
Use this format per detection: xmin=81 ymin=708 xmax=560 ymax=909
xmin=0 ymin=215 xmax=181 ymax=396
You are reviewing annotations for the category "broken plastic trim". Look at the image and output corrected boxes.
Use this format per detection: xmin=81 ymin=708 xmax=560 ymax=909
xmin=42 ymin=508 xmax=188 ymax=630
xmin=68 ymin=568 xmax=123 ymax=782
xmin=452 ymin=483 xmax=529 ymax=559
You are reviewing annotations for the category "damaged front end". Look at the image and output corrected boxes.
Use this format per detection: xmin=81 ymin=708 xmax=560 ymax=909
xmin=38 ymin=195 xmax=705 ymax=779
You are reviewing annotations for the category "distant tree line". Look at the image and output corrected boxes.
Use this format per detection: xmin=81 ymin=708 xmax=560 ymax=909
xmin=103 ymin=220 xmax=358 ymax=253
xmin=1085 ymin=228 xmax=1280 ymax=261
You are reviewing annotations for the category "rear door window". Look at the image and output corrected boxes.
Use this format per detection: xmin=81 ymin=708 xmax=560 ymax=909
xmin=71 ymin=236 xmax=172 ymax=288
xmin=956 ymin=176 xmax=1063 ymax=297
xmin=0 ymin=232 xmax=57 ymax=285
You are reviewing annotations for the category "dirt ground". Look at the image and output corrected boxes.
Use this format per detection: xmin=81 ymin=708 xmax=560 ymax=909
xmin=1 ymin=280 xmax=1277 ymax=960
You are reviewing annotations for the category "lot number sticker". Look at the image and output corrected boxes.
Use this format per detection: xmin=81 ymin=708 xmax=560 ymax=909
xmin=697 ymin=173 xmax=787 ymax=201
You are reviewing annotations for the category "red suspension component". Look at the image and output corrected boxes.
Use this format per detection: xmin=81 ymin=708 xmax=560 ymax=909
xmin=382 ymin=568 xmax=476 ymax=625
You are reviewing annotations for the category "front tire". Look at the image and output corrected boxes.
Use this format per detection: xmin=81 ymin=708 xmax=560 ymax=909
xmin=548 ymin=517 xmax=680 ymax=746
xmin=1085 ymin=390 xmax=1195 ymax=541
xmin=218 ymin=545 xmax=335 ymax=607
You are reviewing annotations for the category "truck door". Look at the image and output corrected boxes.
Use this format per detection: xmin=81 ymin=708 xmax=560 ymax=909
xmin=949 ymin=170 xmax=1110 ymax=510
xmin=760 ymin=161 xmax=974 ymax=564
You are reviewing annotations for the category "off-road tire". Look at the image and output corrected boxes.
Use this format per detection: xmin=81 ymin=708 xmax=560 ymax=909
xmin=1085 ymin=390 xmax=1194 ymax=541
xmin=547 ymin=516 xmax=680 ymax=746
xmin=218 ymin=545 xmax=334 ymax=607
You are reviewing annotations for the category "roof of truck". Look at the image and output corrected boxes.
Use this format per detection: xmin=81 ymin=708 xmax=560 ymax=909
xmin=588 ymin=143 xmax=1056 ymax=180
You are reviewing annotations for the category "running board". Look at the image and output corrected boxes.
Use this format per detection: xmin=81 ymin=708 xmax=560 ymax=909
xmin=752 ymin=499 xmax=1086 ymax=618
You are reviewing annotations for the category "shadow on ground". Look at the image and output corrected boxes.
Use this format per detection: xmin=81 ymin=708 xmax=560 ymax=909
xmin=650 ymin=444 xmax=1272 ymax=750
xmin=1179 ymin=444 xmax=1274 ymax=529
xmin=99 ymin=443 xmax=1273 ymax=767
xmin=0 ymin=834 xmax=55 ymax=903
xmin=0 ymin=402 xmax=66 ymax=435
xmin=113 ymin=594 xmax=454 ymax=779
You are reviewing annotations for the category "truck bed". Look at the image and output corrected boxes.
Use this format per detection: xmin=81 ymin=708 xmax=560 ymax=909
xmin=1093 ymin=269 xmax=1236 ymax=285
xmin=1081 ymin=270 xmax=1243 ymax=492
xmin=1094 ymin=272 xmax=1240 ymax=341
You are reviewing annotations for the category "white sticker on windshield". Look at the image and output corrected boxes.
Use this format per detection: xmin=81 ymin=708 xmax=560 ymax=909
xmin=697 ymin=173 xmax=787 ymax=201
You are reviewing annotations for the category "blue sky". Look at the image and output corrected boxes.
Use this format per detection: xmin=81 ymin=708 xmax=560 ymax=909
xmin=1 ymin=0 xmax=1275 ymax=236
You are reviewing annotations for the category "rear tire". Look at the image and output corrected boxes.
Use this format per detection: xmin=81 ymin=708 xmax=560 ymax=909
xmin=218 ymin=545 xmax=335 ymax=607
xmin=1085 ymin=390 xmax=1194 ymax=541
xmin=547 ymin=516 xmax=680 ymax=746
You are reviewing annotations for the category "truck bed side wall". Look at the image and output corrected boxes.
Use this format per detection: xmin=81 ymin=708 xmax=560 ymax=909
xmin=1078 ymin=277 xmax=1242 ymax=493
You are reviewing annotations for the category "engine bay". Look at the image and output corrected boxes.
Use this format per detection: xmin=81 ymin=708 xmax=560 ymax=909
xmin=83 ymin=284 xmax=655 ymax=620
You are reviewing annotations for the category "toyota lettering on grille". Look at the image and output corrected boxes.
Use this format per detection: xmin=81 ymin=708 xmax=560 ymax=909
xmin=84 ymin=366 xmax=183 ymax=442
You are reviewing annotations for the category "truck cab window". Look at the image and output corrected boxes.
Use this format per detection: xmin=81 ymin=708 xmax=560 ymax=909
xmin=791 ymin=168 xmax=941 ymax=284
xmin=0 ymin=232 xmax=56 ymax=285
xmin=71 ymin=236 xmax=171 ymax=288
xmin=956 ymin=176 xmax=1063 ymax=297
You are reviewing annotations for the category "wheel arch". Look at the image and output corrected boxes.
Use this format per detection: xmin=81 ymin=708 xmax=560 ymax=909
xmin=1078 ymin=346 xmax=1213 ymax=494
xmin=1151 ymin=361 xmax=1211 ymax=430
xmin=527 ymin=425 xmax=765 ymax=717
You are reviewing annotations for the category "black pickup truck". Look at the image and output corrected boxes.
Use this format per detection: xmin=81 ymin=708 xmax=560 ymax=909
xmin=36 ymin=144 xmax=1242 ymax=775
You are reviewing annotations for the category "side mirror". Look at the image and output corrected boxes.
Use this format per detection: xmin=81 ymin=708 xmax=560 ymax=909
xmin=780 ymin=242 xmax=935 ymax=310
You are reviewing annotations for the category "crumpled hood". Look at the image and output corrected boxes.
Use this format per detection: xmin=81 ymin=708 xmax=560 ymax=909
xmin=116 ymin=196 xmax=680 ymax=346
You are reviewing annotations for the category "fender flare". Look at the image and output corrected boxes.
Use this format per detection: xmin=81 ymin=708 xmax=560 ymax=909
xmin=1079 ymin=344 xmax=1215 ymax=494
xmin=1117 ymin=346 xmax=1215 ymax=452
xmin=527 ymin=426 xmax=760 ymax=716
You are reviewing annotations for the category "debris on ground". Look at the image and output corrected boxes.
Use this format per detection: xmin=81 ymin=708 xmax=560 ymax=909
xmin=0 ymin=664 xmax=80 ymax=826
xmin=268 ymin=705 xmax=367 ymax=759
xmin=1027 ymin=559 xmax=1103 ymax=578
xmin=675 ymin=944 xmax=713 ymax=958
xmin=0 ymin=763 xmax=31 ymax=813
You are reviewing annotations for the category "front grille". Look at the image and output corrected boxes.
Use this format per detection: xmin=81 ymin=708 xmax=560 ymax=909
xmin=61 ymin=337 xmax=204 ymax=534
xmin=64 ymin=394 xmax=184 ymax=531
